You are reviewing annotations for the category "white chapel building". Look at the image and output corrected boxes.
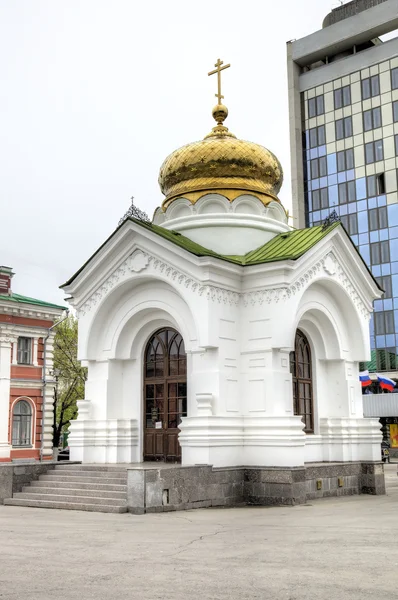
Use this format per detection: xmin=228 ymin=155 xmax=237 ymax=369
xmin=62 ymin=68 xmax=384 ymax=498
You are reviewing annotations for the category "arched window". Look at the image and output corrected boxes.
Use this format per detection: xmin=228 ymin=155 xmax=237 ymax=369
xmin=12 ymin=400 xmax=32 ymax=446
xmin=290 ymin=330 xmax=314 ymax=433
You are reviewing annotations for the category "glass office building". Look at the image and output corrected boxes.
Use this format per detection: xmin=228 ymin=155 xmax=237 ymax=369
xmin=287 ymin=0 xmax=398 ymax=375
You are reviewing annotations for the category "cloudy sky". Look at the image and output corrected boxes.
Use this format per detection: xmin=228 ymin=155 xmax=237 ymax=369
xmin=1 ymin=0 xmax=338 ymax=305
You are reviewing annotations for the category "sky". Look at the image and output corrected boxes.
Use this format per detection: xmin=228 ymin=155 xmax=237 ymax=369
xmin=0 ymin=0 xmax=341 ymax=305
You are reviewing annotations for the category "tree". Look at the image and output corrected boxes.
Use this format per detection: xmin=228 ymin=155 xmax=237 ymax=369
xmin=52 ymin=315 xmax=87 ymax=447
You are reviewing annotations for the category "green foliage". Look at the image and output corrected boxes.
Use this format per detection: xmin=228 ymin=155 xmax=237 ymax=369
xmin=53 ymin=315 xmax=87 ymax=447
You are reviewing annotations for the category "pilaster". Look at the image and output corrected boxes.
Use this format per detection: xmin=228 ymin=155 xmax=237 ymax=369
xmin=0 ymin=329 xmax=16 ymax=460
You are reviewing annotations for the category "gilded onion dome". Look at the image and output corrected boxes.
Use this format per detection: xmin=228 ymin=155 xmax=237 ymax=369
xmin=158 ymin=103 xmax=283 ymax=209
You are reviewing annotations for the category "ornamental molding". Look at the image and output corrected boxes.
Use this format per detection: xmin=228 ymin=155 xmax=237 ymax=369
xmin=78 ymin=249 xmax=369 ymax=321
xmin=78 ymin=251 xmax=240 ymax=316
xmin=243 ymin=251 xmax=370 ymax=320
xmin=0 ymin=302 xmax=61 ymax=321
xmin=0 ymin=328 xmax=18 ymax=344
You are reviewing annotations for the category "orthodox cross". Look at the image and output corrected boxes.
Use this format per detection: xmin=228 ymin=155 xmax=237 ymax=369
xmin=208 ymin=58 xmax=231 ymax=104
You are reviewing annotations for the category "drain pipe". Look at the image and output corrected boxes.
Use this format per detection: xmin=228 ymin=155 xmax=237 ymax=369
xmin=40 ymin=310 xmax=69 ymax=462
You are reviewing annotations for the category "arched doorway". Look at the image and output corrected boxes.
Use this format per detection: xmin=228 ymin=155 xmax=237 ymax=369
xmin=143 ymin=328 xmax=187 ymax=462
xmin=290 ymin=329 xmax=314 ymax=433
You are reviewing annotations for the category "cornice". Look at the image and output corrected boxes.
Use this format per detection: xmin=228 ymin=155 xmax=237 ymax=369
xmin=77 ymin=249 xmax=371 ymax=321
xmin=241 ymin=251 xmax=370 ymax=319
xmin=0 ymin=302 xmax=61 ymax=321
xmin=78 ymin=250 xmax=240 ymax=316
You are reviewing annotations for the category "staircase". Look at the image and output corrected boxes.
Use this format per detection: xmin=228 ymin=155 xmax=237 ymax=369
xmin=3 ymin=464 xmax=128 ymax=513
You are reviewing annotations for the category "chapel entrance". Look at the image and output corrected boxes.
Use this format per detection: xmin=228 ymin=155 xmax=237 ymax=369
xmin=143 ymin=328 xmax=187 ymax=462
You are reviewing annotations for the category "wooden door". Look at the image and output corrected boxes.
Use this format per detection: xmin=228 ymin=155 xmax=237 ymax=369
xmin=143 ymin=329 xmax=187 ymax=462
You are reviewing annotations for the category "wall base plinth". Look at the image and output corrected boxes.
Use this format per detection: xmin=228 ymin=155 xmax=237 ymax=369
xmin=179 ymin=415 xmax=306 ymax=467
xmin=126 ymin=461 xmax=386 ymax=514
xmin=69 ymin=419 xmax=139 ymax=463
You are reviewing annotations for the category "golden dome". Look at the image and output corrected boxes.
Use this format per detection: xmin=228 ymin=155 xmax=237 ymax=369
xmin=158 ymin=104 xmax=283 ymax=208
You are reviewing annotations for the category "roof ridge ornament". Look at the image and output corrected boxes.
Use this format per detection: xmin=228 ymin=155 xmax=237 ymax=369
xmin=118 ymin=196 xmax=150 ymax=227
xmin=322 ymin=210 xmax=340 ymax=231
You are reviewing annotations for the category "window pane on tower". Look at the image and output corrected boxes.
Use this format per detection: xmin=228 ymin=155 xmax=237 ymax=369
xmin=375 ymin=312 xmax=385 ymax=335
xmin=375 ymin=140 xmax=384 ymax=162
xmin=312 ymin=189 xmax=320 ymax=211
xmin=364 ymin=110 xmax=372 ymax=131
xmin=346 ymin=149 xmax=354 ymax=170
xmin=347 ymin=181 xmax=356 ymax=202
xmin=362 ymin=78 xmax=371 ymax=100
xmin=379 ymin=206 xmax=388 ymax=229
xmin=371 ymin=242 xmax=381 ymax=264
xmin=319 ymin=157 xmax=327 ymax=177
xmin=393 ymin=101 xmax=398 ymax=122
xmin=367 ymin=175 xmax=377 ymax=197
xmin=338 ymin=183 xmax=347 ymax=204
xmin=309 ymin=128 xmax=317 ymax=148
xmin=343 ymin=85 xmax=351 ymax=106
xmin=365 ymin=142 xmax=375 ymax=164
xmin=336 ymin=119 xmax=344 ymax=140
xmin=374 ymin=107 xmax=382 ymax=129
xmin=316 ymin=95 xmax=324 ymax=115
xmin=337 ymin=151 xmax=345 ymax=172
xmin=318 ymin=125 xmax=326 ymax=146
xmin=334 ymin=89 xmax=342 ymax=109
xmin=345 ymin=117 xmax=353 ymax=137
xmin=369 ymin=208 xmax=378 ymax=231
xmin=371 ymin=75 xmax=380 ymax=96
xmin=385 ymin=311 xmax=395 ymax=335
xmin=381 ymin=240 xmax=390 ymax=263
xmin=393 ymin=68 xmax=398 ymax=90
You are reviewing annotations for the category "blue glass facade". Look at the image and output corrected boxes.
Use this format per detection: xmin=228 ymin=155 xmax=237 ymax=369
xmin=304 ymin=120 xmax=398 ymax=372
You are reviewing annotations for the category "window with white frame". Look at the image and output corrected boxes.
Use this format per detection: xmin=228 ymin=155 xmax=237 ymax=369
xmin=12 ymin=400 xmax=32 ymax=446
xmin=17 ymin=337 xmax=32 ymax=365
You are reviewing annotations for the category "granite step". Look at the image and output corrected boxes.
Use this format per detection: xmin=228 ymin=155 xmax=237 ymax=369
xmin=3 ymin=498 xmax=127 ymax=513
xmin=54 ymin=465 xmax=128 ymax=472
xmin=14 ymin=492 xmax=127 ymax=506
xmin=29 ymin=480 xmax=127 ymax=491
xmin=39 ymin=474 xmax=127 ymax=485
xmin=46 ymin=469 xmax=128 ymax=479
xmin=22 ymin=486 xmax=126 ymax=499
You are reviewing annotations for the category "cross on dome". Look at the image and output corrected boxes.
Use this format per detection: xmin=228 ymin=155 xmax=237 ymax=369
xmin=208 ymin=58 xmax=231 ymax=105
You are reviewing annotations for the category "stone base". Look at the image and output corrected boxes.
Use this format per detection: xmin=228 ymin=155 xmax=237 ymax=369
xmin=0 ymin=461 xmax=57 ymax=504
xmin=127 ymin=461 xmax=385 ymax=513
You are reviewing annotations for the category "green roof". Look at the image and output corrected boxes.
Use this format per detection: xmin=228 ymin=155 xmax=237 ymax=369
xmin=63 ymin=218 xmax=345 ymax=287
xmin=127 ymin=220 xmax=341 ymax=265
xmin=0 ymin=292 xmax=66 ymax=311
xmin=225 ymin=223 xmax=341 ymax=265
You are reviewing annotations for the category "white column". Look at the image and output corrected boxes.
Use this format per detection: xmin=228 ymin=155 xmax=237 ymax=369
xmin=0 ymin=330 xmax=16 ymax=460
xmin=33 ymin=338 xmax=39 ymax=366
xmin=42 ymin=333 xmax=55 ymax=459
xmin=11 ymin=340 xmax=18 ymax=365
xmin=243 ymin=347 xmax=306 ymax=467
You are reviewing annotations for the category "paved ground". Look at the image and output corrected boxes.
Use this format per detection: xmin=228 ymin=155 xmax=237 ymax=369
xmin=1 ymin=465 xmax=398 ymax=600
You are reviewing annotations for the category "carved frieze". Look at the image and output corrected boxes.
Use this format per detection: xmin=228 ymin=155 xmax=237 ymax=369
xmin=78 ymin=249 xmax=370 ymax=321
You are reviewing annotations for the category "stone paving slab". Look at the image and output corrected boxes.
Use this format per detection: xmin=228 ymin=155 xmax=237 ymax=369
xmin=0 ymin=464 xmax=397 ymax=600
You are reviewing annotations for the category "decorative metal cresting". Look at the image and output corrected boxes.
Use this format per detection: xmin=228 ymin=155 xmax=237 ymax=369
xmin=322 ymin=209 xmax=340 ymax=231
xmin=118 ymin=196 xmax=150 ymax=227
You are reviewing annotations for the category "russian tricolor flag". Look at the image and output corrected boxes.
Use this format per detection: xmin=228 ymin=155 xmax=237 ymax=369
xmin=377 ymin=374 xmax=396 ymax=392
xmin=359 ymin=370 xmax=372 ymax=387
